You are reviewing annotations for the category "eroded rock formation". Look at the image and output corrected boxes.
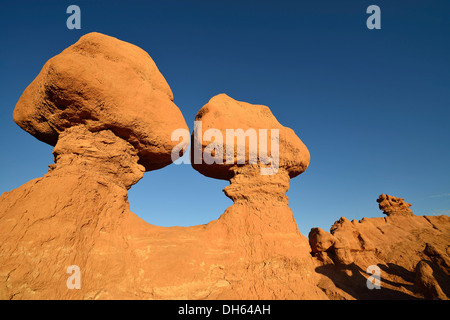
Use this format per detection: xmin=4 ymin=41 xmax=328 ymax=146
xmin=1 ymin=32 xmax=191 ymax=299
xmin=309 ymin=195 xmax=450 ymax=300
xmin=0 ymin=33 xmax=326 ymax=299
xmin=1 ymin=32 xmax=448 ymax=301
xmin=377 ymin=194 xmax=413 ymax=216
xmin=191 ymin=93 xmax=310 ymax=180
xmin=13 ymin=32 xmax=188 ymax=171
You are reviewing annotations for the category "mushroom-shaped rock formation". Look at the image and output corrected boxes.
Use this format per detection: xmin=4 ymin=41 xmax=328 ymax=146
xmin=0 ymin=35 xmax=328 ymax=300
xmin=191 ymin=93 xmax=310 ymax=228
xmin=13 ymin=32 xmax=188 ymax=171
xmin=377 ymin=194 xmax=413 ymax=216
xmin=189 ymin=94 xmax=326 ymax=298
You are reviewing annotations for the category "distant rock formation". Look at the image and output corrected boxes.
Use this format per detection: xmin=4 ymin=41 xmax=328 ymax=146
xmin=13 ymin=32 xmax=188 ymax=171
xmin=1 ymin=32 xmax=449 ymax=301
xmin=309 ymin=195 xmax=450 ymax=300
xmin=377 ymin=194 xmax=413 ymax=216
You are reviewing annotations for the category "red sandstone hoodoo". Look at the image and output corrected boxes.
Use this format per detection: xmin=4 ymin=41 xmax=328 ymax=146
xmin=0 ymin=32 xmax=448 ymax=300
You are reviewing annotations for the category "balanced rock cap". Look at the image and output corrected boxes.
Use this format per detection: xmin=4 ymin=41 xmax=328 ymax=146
xmin=191 ymin=93 xmax=310 ymax=180
xmin=13 ymin=32 xmax=189 ymax=171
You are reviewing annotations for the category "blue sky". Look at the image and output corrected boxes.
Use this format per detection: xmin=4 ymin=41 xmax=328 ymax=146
xmin=1 ymin=0 xmax=449 ymax=235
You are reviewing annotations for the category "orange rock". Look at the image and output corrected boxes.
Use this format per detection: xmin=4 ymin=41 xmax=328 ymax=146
xmin=2 ymin=32 xmax=449 ymax=301
xmin=0 ymin=34 xmax=326 ymax=300
xmin=309 ymin=228 xmax=337 ymax=253
xmin=415 ymin=260 xmax=449 ymax=300
xmin=13 ymin=32 xmax=188 ymax=171
xmin=311 ymin=196 xmax=450 ymax=300
xmin=377 ymin=194 xmax=413 ymax=216
xmin=191 ymin=94 xmax=310 ymax=180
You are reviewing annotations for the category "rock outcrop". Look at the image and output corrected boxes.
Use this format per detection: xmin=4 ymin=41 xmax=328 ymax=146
xmin=191 ymin=94 xmax=310 ymax=180
xmin=0 ymin=33 xmax=326 ymax=300
xmin=1 ymin=32 xmax=191 ymax=299
xmin=309 ymin=195 xmax=450 ymax=300
xmin=191 ymin=94 xmax=325 ymax=299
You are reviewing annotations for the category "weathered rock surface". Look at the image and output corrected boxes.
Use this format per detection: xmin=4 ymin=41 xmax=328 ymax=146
xmin=13 ymin=32 xmax=188 ymax=171
xmin=189 ymin=94 xmax=325 ymax=299
xmin=415 ymin=260 xmax=449 ymax=300
xmin=310 ymin=196 xmax=450 ymax=300
xmin=1 ymin=32 xmax=449 ymax=301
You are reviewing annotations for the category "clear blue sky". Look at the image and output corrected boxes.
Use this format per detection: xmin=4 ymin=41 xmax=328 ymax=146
xmin=1 ymin=1 xmax=449 ymax=235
